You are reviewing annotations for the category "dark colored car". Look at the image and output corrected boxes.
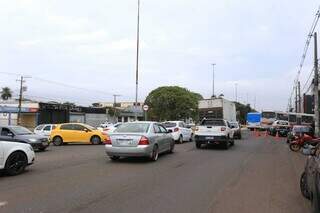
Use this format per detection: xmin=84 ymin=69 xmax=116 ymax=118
xmin=300 ymin=144 xmax=320 ymax=213
xmin=0 ymin=126 xmax=50 ymax=151
xmin=287 ymin=125 xmax=314 ymax=143
xmin=269 ymin=126 xmax=291 ymax=137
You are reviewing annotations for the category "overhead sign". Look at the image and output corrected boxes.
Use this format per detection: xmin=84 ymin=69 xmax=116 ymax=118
xmin=143 ymin=105 xmax=149 ymax=111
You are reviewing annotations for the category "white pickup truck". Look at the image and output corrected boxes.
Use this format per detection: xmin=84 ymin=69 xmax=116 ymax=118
xmin=194 ymin=119 xmax=234 ymax=149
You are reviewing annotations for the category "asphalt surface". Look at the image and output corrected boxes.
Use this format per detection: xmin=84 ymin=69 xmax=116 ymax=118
xmin=0 ymin=131 xmax=311 ymax=213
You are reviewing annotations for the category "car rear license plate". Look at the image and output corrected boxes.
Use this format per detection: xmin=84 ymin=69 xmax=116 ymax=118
xmin=206 ymin=136 xmax=214 ymax=140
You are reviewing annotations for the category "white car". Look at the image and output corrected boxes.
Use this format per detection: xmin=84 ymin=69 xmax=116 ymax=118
xmin=0 ymin=141 xmax=35 ymax=176
xmin=194 ymin=119 xmax=234 ymax=149
xmin=163 ymin=121 xmax=193 ymax=143
xmin=102 ymin=123 xmax=123 ymax=134
xmin=34 ymin=124 xmax=56 ymax=137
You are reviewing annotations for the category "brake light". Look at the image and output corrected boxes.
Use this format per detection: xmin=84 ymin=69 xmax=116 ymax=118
xmin=221 ymin=127 xmax=226 ymax=131
xmin=174 ymin=127 xmax=179 ymax=132
xmin=138 ymin=136 xmax=149 ymax=145
xmin=104 ymin=136 xmax=112 ymax=144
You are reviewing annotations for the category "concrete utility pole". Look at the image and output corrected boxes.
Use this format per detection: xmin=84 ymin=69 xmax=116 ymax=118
xmin=298 ymin=81 xmax=301 ymax=113
xmin=16 ymin=76 xmax=30 ymax=125
xmin=211 ymin=63 xmax=216 ymax=98
xmin=295 ymin=84 xmax=298 ymax=112
xmin=113 ymin=94 xmax=121 ymax=123
xmin=134 ymin=0 xmax=140 ymax=121
xmin=314 ymin=32 xmax=319 ymax=136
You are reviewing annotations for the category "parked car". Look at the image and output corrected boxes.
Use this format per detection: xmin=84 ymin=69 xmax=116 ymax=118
xmin=0 ymin=126 xmax=50 ymax=151
xmin=300 ymin=144 xmax=320 ymax=212
xmin=194 ymin=119 xmax=234 ymax=149
xmin=287 ymin=125 xmax=314 ymax=143
xmin=269 ymin=120 xmax=291 ymax=137
xmin=162 ymin=121 xmax=193 ymax=143
xmin=229 ymin=121 xmax=242 ymax=139
xmin=50 ymin=123 xmax=110 ymax=146
xmin=105 ymin=122 xmax=175 ymax=161
xmin=34 ymin=124 xmax=56 ymax=137
xmin=0 ymin=140 xmax=35 ymax=175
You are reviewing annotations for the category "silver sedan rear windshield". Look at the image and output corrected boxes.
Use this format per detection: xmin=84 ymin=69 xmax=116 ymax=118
xmin=115 ymin=123 xmax=150 ymax=133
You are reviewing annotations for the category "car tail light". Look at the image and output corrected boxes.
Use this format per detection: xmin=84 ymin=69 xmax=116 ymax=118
xmin=104 ymin=136 xmax=112 ymax=144
xmin=221 ymin=127 xmax=226 ymax=131
xmin=138 ymin=136 xmax=149 ymax=145
xmin=174 ymin=127 xmax=179 ymax=132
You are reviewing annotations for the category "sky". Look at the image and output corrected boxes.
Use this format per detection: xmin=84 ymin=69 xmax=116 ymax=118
xmin=0 ymin=0 xmax=319 ymax=111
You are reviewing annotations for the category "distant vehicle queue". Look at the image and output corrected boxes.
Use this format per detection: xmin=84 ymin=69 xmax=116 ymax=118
xmin=247 ymin=111 xmax=314 ymax=131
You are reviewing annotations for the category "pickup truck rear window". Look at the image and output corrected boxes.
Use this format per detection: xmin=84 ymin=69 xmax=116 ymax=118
xmin=201 ymin=120 xmax=225 ymax=126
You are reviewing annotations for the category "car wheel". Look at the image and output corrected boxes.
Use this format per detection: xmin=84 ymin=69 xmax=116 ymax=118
xmin=110 ymin=156 xmax=120 ymax=161
xmin=196 ymin=141 xmax=202 ymax=149
xmin=52 ymin=136 xmax=63 ymax=146
xmin=5 ymin=152 xmax=28 ymax=176
xmin=38 ymin=147 xmax=47 ymax=152
xmin=300 ymin=172 xmax=310 ymax=200
xmin=223 ymin=138 xmax=230 ymax=150
xmin=91 ymin=136 xmax=101 ymax=145
xmin=289 ymin=143 xmax=301 ymax=152
xmin=189 ymin=134 xmax=193 ymax=142
xmin=150 ymin=145 xmax=159 ymax=161
xmin=169 ymin=140 xmax=175 ymax=153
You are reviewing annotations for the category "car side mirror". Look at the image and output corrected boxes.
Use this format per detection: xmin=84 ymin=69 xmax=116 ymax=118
xmin=167 ymin=129 xmax=173 ymax=133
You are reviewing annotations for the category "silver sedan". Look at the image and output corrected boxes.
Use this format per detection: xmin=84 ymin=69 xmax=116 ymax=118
xmin=105 ymin=122 xmax=175 ymax=161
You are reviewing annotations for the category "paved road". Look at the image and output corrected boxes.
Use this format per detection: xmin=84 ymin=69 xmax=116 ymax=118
xmin=0 ymin=131 xmax=311 ymax=213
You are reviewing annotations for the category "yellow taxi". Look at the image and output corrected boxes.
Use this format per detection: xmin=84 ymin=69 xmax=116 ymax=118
xmin=50 ymin=123 xmax=110 ymax=146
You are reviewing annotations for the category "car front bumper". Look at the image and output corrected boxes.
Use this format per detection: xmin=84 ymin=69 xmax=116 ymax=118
xmin=105 ymin=145 xmax=153 ymax=157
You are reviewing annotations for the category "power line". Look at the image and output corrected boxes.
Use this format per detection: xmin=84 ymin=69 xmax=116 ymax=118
xmin=288 ymin=5 xmax=320 ymax=110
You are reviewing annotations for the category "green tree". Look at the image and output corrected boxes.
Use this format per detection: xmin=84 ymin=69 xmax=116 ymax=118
xmin=144 ymin=86 xmax=203 ymax=121
xmin=1 ymin=87 xmax=12 ymax=100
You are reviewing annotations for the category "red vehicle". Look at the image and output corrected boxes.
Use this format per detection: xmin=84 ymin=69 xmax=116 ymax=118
xmin=290 ymin=134 xmax=320 ymax=152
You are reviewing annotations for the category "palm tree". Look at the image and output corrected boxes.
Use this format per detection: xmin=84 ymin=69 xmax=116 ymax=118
xmin=1 ymin=87 xmax=12 ymax=100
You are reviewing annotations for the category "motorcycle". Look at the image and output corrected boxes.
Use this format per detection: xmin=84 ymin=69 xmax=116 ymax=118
xmin=289 ymin=134 xmax=320 ymax=152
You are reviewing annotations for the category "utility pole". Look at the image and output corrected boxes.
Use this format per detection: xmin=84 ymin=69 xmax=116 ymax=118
xmin=134 ymin=0 xmax=140 ymax=121
xmin=211 ymin=63 xmax=216 ymax=98
xmin=298 ymin=81 xmax=301 ymax=113
xmin=113 ymin=94 xmax=121 ymax=123
xmin=295 ymin=84 xmax=298 ymax=112
xmin=314 ymin=32 xmax=319 ymax=136
xmin=16 ymin=76 xmax=30 ymax=125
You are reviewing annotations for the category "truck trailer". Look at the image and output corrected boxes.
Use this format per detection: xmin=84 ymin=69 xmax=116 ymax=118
xmin=198 ymin=98 xmax=237 ymax=122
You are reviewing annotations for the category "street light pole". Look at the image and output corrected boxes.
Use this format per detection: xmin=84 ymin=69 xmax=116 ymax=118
xmin=211 ymin=63 xmax=216 ymax=98
xmin=134 ymin=0 xmax=140 ymax=121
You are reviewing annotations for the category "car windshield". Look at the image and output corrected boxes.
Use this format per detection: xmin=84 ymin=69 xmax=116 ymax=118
xmin=262 ymin=112 xmax=276 ymax=119
xmin=11 ymin=126 xmax=33 ymax=135
xmin=230 ymin=122 xmax=239 ymax=128
xmin=201 ymin=119 xmax=225 ymax=126
xmin=83 ymin=124 xmax=95 ymax=130
xmin=35 ymin=125 xmax=45 ymax=131
xmin=115 ymin=123 xmax=150 ymax=133
xmin=162 ymin=122 xmax=177 ymax=128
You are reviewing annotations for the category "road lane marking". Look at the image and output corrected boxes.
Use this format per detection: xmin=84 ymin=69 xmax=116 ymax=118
xmin=0 ymin=201 xmax=8 ymax=207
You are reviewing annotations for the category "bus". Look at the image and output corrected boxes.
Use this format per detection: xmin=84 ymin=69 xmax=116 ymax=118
xmin=246 ymin=112 xmax=261 ymax=131
xmin=261 ymin=110 xmax=276 ymax=129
